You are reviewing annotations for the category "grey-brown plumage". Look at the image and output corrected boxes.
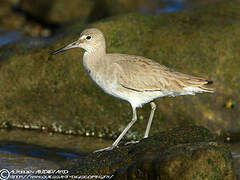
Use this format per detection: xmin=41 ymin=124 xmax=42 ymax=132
xmin=114 ymin=54 xmax=213 ymax=93
xmin=52 ymin=28 xmax=214 ymax=152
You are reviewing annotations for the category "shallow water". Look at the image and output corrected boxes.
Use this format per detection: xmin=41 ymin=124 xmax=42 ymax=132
xmin=0 ymin=31 xmax=21 ymax=46
xmin=0 ymin=129 xmax=112 ymax=179
xmin=231 ymin=143 xmax=240 ymax=179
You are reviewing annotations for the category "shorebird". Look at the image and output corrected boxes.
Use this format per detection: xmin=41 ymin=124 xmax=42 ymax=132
xmin=52 ymin=28 xmax=214 ymax=152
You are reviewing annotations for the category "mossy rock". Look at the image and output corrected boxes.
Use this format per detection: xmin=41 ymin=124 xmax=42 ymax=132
xmin=0 ymin=0 xmax=240 ymax=139
xmin=64 ymin=126 xmax=236 ymax=179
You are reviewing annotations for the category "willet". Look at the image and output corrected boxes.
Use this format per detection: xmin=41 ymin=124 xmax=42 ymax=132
xmin=52 ymin=28 xmax=214 ymax=152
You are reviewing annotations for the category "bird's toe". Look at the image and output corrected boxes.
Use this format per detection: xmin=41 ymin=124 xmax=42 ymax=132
xmin=124 ymin=140 xmax=140 ymax=146
xmin=93 ymin=146 xmax=115 ymax=153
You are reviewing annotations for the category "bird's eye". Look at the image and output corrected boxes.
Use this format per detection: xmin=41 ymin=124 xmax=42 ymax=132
xmin=86 ymin=36 xmax=91 ymax=40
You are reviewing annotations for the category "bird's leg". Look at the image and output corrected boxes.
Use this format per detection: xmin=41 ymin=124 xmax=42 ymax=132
xmin=144 ymin=102 xmax=156 ymax=138
xmin=94 ymin=107 xmax=137 ymax=153
xmin=125 ymin=102 xmax=156 ymax=145
xmin=112 ymin=107 xmax=137 ymax=147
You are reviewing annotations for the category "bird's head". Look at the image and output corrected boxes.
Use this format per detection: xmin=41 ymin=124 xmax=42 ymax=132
xmin=51 ymin=28 xmax=106 ymax=55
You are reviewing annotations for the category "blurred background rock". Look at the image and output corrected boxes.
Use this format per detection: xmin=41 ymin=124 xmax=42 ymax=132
xmin=0 ymin=0 xmax=220 ymax=36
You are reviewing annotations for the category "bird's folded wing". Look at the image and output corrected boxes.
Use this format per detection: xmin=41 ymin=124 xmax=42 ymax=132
xmin=114 ymin=57 xmax=211 ymax=92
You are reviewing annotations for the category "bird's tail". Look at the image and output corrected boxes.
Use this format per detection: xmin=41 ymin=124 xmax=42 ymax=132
xmin=198 ymin=80 xmax=215 ymax=93
xmin=182 ymin=78 xmax=215 ymax=93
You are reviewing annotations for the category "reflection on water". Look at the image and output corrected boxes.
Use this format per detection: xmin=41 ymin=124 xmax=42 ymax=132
xmin=0 ymin=31 xmax=21 ymax=46
xmin=232 ymin=152 xmax=240 ymax=179
xmin=157 ymin=0 xmax=184 ymax=13
xmin=230 ymin=143 xmax=240 ymax=179
xmin=0 ymin=150 xmax=59 ymax=170
xmin=0 ymin=142 xmax=79 ymax=169
xmin=0 ymin=129 xmax=112 ymax=175
xmin=0 ymin=30 xmax=54 ymax=51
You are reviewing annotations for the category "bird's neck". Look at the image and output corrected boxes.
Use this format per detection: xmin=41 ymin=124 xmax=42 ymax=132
xmin=83 ymin=48 xmax=106 ymax=70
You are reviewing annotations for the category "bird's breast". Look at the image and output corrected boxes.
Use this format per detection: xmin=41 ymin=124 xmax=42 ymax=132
xmin=83 ymin=63 xmax=117 ymax=97
xmin=82 ymin=52 xmax=122 ymax=98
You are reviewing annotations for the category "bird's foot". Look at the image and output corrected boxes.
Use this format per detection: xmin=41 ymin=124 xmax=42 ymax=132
xmin=124 ymin=140 xmax=139 ymax=146
xmin=93 ymin=145 xmax=115 ymax=153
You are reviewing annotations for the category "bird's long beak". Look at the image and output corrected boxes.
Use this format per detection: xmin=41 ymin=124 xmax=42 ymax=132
xmin=51 ymin=41 xmax=79 ymax=55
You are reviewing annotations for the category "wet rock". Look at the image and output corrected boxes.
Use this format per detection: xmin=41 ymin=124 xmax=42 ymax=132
xmin=65 ymin=126 xmax=236 ymax=179
xmin=0 ymin=0 xmax=53 ymax=37
xmin=18 ymin=0 xmax=165 ymax=25
xmin=0 ymin=0 xmax=25 ymax=30
xmin=19 ymin=0 xmax=94 ymax=24
xmin=0 ymin=1 xmax=240 ymax=138
xmin=86 ymin=0 xmax=165 ymax=22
